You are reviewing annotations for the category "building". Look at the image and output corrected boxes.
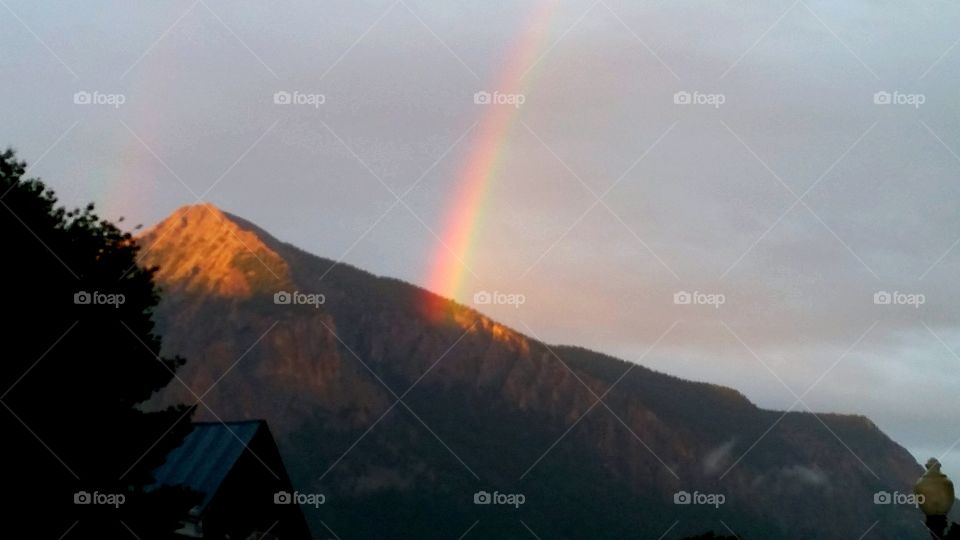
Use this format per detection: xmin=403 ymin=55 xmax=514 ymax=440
xmin=153 ymin=420 xmax=311 ymax=539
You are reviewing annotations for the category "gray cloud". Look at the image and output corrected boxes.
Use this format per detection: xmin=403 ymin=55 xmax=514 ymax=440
xmin=3 ymin=0 xmax=960 ymax=481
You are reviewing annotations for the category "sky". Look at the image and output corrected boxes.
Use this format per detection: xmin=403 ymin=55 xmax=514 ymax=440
xmin=3 ymin=0 xmax=960 ymax=480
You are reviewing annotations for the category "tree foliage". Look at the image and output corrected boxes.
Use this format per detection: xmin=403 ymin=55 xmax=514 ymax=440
xmin=1 ymin=149 xmax=197 ymax=538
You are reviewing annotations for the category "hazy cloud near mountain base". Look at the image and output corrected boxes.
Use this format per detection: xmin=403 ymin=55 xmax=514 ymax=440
xmin=703 ymin=439 xmax=737 ymax=476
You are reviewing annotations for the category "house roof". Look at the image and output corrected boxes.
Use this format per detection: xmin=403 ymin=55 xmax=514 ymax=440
xmin=152 ymin=420 xmax=264 ymax=510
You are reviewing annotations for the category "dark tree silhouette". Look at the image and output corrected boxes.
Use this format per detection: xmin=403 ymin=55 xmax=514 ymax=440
xmin=0 ymin=149 xmax=198 ymax=538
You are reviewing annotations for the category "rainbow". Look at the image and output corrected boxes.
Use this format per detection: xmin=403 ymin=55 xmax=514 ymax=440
xmin=425 ymin=0 xmax=560 ymax=305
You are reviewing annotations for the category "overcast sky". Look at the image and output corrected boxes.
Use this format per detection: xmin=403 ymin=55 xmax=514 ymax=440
xmin=4 ymin=0 xmax=960 ymax=480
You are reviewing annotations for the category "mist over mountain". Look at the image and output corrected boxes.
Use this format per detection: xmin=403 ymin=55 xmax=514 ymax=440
xmin=141 ymin=204 xmax=927 ymax=539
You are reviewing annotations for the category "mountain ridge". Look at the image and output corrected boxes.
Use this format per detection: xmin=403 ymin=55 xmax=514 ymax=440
xmin=139 ymin=203 xmax=926 ymax=539
xmin=138 ymin=204 xmax=767 ymax=404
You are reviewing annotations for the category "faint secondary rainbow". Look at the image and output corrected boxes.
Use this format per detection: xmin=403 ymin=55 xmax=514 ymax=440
xmin=425 ymin=0 xmax=560 ymax=305
xmin=95 ymin=49 xmax=173 ymax=223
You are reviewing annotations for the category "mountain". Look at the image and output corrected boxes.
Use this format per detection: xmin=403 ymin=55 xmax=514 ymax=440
xmin=140 ymin=204 xmax=927 ymax=539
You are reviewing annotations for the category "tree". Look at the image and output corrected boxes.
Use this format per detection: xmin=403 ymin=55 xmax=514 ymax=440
xmin=0 ymin=149 xmax=197 ymax=538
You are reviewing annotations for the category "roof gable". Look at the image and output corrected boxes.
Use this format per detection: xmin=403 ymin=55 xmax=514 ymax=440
xmin=152 ymin=421 xmax=263 ymax=510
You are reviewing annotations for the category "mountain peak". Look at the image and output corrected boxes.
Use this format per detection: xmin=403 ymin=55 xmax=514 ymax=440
xmin=138 ymin=204 xmax=290 ymax=297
